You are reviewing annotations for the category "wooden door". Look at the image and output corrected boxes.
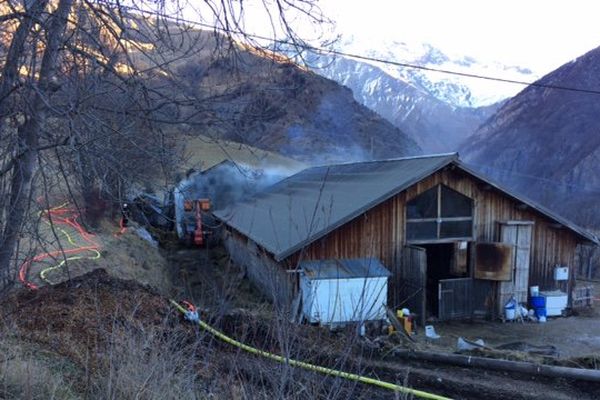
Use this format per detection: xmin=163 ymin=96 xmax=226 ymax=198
xmin=439 ymin=278 xmax=472 ymax=320
xmin=394 ymin=246 xmax=427 ymax=327
xmin=499 ymin=222 xmax=533 ymax=313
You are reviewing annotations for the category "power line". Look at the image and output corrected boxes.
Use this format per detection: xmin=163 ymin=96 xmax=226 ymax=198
xmin=123 ymin=5 xmax=600 ymax=97
xmin=315 ymin=48 xmax=600 ymax=96
xmin=112 ymin=6 xmax=600 ymax=192
xmin=465 ymin=161 xmax=600 ymax=194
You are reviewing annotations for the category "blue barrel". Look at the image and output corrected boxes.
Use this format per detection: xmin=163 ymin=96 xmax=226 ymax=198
xmin=530 ymin=296 xmax=545 ymax=309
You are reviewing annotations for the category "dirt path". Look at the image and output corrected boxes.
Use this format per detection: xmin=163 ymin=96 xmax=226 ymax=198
xmin=166 ymin=245 xmax=270 ymax=313
xmin=419 ymin=315 xmax=600 ymax=359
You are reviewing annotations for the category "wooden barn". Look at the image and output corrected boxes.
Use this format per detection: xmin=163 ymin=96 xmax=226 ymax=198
xmin=214 ymin=154 xmax=598 ymax=325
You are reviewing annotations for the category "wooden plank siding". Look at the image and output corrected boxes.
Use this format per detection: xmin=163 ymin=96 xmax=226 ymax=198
xmin=286 ymin=167 xmax=579 ymax=301
xmin=225 ymin=228 xmax=298 ymax=307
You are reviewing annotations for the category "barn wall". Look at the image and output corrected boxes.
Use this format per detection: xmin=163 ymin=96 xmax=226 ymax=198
xmin=289 ymin=167 xmax=580 ymax=298
xmin=223 ymin=229 xmax=296 ymax=307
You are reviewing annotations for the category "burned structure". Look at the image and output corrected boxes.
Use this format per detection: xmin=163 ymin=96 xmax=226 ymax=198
xmin=214 ymin=154 xmax=598 ymax=325
xmin=174 ymin=160 xmax=288 ymax=244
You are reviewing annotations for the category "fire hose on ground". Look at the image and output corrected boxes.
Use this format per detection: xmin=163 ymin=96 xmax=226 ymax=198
xmin=19 ymin=202 xmax=102 ymax=289
xmin=169 ymin=299 xmax=452 ymax=400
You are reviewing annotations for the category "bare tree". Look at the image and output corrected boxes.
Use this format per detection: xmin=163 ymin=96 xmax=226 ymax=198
xmin=0 ymin=0 xmax=330 ymax=289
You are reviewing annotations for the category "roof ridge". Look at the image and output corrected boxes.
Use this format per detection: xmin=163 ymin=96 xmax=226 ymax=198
xmin=310 ymin=152 xmax=459 ymax=168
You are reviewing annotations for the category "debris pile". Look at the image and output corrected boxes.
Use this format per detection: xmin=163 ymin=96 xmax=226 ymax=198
xmin=3 ymin=269 xmax=173 ymax=370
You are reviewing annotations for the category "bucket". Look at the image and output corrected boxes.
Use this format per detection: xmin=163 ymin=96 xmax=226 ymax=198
xmin=530 ymin=286 xmax=539 ymax=297
xmin=531 ymin=296 xmax=545 ymax=308
xmin=425 ymin=325 xmax=440 ymax=339
xmin=505 ymin=307 xmax=516 ymax=320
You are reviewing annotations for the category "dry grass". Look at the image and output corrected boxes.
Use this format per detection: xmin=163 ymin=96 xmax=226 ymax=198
xmin=0 ymin=267 xmax=403 ymax=400
xmin=89 ymin=325 xmax=200 ymax=400
xmin=21 ymin=218 xmax=174 ymax=297
xmin=0 ymin=340 xmax=79 ymax=399
xmin=182 ymin=134 xmax=306 ymax=172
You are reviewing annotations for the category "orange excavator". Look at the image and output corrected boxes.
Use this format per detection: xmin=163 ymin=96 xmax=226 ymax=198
xmin=182 ymin=198 xmax=211 ymax=247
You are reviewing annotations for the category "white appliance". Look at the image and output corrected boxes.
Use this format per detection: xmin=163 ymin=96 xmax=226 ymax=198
xmin=540 ymin=290 xmax=568 ymax=316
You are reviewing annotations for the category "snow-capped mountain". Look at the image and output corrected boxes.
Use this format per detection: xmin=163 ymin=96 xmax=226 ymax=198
xmin=335 ymin=35 xmax=538 ymax=108
xmin=304 ymin=37 xmax=535 ymax=152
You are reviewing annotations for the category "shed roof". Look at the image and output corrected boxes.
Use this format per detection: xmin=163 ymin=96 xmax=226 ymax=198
xmin=300 ymin=258 xmax=391 ymax=280
xmin=214 ymin=153 xmax=598 ymax=261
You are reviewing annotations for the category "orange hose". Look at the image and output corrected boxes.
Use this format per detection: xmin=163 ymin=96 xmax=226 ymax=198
xmin=18 ymin=203 xmax=100 ymax=289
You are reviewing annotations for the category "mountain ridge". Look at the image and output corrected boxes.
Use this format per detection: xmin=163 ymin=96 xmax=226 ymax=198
xmin=462 ymin=45 xmax=600 ymax=227
xmin=333 ymin=36 xmax=537 ymax=108
xmin=309 ymin=51 xmax=501 ymax=152
xmin=170 ymin=33 xmax=422 ymax=163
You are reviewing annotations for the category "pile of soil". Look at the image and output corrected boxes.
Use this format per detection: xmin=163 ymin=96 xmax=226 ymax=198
xmin=2 ymin=269 xmax=177 ymax=370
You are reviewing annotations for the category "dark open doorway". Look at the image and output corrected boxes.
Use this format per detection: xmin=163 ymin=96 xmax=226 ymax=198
xmin=422 ymin=243 xmax=469 ymax=318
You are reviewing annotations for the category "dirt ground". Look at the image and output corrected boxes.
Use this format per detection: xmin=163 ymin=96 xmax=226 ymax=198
xmin=418 ymin=311 xmax=600 ymax=359
xmin=411 ymin=281 xmax=600 ymax=360
xmin=23 ymin=217 xmax=174 ymax=296
xmin=1 ymin=269 xmax=174 ymax=372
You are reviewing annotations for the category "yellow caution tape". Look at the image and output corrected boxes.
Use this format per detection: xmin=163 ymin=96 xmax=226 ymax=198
xmin=170 ymin=299 xmax=452 ymax=400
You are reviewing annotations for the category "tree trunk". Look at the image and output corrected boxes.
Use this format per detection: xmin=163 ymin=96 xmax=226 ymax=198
xmin=76 ymin=143 xmax=102 ymax=228
xmin=0 ymin=1 xmax=49 ymax=125
xmin=0 ymin=0 xmax=73 ymax=287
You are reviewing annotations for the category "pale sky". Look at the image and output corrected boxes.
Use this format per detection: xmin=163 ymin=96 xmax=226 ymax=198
xmin=319 ymin=0 xmax=600 ymax=73
xmin=176 ymin=0 xmax=600 ymax=75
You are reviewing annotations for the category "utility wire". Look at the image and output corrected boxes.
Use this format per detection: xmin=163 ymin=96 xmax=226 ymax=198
xmin=312 ymin=48 xmax=600 ymax=96
xmin=123 ymin=5 xmax=600 ymax=97
xmin=465 ymin=161 xmax=600 ymax=194
xmin=115 ymin=5 xmax=600 ymax=193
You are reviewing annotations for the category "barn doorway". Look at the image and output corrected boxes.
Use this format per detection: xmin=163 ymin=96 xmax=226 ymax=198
xmin=421 ymin=243 xmax=470 ymax=319
xmin=423 ymin=243 xmax=452 ymax=317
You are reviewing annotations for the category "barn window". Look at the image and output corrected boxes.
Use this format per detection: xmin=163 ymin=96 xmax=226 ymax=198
xmin=406 ymin=185 xmax=473 ymax=242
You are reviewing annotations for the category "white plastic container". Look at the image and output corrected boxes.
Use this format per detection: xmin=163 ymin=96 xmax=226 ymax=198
xmin=540 ymin=290 xmax=568 ymax=317
xmin=505 ymin=307 xmax=516 ymax=320
xmin=530 ymin=286 xmax=539 ymax=296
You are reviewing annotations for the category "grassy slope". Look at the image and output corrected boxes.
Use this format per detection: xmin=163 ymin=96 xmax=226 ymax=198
xmin=181 ymin=134 xmax=306 ymax=172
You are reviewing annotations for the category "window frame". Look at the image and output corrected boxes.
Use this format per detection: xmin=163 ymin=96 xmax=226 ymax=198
xmin=406 ymin=185 xmax=474 ymax=244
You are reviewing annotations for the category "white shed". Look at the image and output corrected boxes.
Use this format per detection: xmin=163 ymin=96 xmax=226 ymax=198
xmin=299 ymin=258 xmax=391 ymax=325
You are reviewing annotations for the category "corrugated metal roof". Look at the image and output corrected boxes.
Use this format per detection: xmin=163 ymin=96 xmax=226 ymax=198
xmin=214 ymin=153 xmax=599 ymax=261
xmin=214 ymin=153 xmax=458 ymax=260
xmin=300 ymin=258 xmax=391 ymax=280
